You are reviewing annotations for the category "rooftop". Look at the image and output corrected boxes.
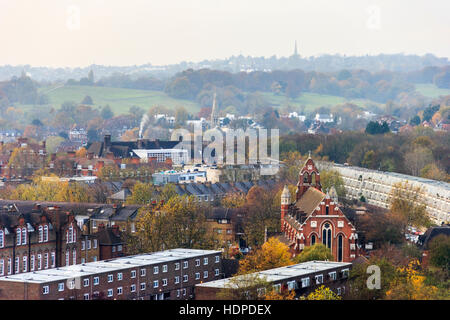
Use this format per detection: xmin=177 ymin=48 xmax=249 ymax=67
xmin=196 ymin=261 xmax=351 ymax=289
xmin=328 ymin=162 xmax=450 ymax=193
xmin=0 ymin=248 xmax=221 ymax=284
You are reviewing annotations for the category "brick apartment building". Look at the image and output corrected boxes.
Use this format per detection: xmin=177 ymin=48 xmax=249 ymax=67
xmin=0 ymin=248 xmax=223 ymax=300
xmin=195 ymin=260 xmax=352 ymax=300
xmin=0 ymin=201 xmax=135 ymax=276
xmin=0 ymin=205 xmax=83 ymax=277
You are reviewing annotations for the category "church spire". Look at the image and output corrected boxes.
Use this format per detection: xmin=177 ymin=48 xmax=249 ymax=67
xmin=210 ymin=91 xmax=218 ymax=128
xmin=294 ymin=40 xmax=299 ymax=56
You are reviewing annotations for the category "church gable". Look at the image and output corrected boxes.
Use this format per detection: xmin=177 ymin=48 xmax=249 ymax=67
xmin=281 ymin=157 xmax=358 ymax=262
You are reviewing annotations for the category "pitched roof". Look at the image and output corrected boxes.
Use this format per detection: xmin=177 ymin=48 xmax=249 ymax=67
xmin=107 ymin=189 xmax=131 ymax=201
xmin=294 ymin=187 xmax=326 ymax=215
xmin=95 ymin=228 xmax=123 ymax=245
xmin=419 ymin=225 xmax=450 ymax=249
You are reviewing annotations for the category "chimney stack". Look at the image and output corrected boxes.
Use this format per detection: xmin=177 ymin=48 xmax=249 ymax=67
xmin=111 ymin=224 xmax=120 ymax=236
xmin=104 ymin=135 xmax=111 ymax=151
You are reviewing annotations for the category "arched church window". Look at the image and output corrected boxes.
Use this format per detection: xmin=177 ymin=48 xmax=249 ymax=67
xmin=322 ymin=223 xmax=332 ymax=249
xmin=311 ymin=172 xmax=316 ymax=184
xmin=338 ymin=235 xmax=343 ymax=262
xmin=311 ymin=234 xmax=316 ymax=246
xmin=303 ymin=173 xmax=309 ymax=183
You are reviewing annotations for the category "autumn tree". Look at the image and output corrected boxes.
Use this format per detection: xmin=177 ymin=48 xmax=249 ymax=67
xmin=428 ymin=235 xmax=450 ymax=272
xmin=237 ymin=237 xmax=294 ymax=275
xmin=156 ymin=183 xmax=178 ymax=203
xmin=356 ymin=211 xmax=404 ymax=248
xmin=404 ymin=147 xmax=433 ymax=176
xmin=385 ymin=260 xmax=441 ymax=300
xmin=347 ymin=257 xmax=398 ymax=300
xmin=304 ymin=285 xmax=341 ymax=300
xmin=242 ymin=186 xmax=282 ymax=247
xmin=8 ymin=145 xmax=45 ymax=177
xmin=293 ymin=244 xmax=334 ymax=263
xmin=388 ymin=181 xmax=431 ymax=232
xmin=126 ymin=195 xmax=217 ymax=254
xmin=320 ymin=169 xmax=346 ymax=199
xmin=126 ymin=181 xmax=155 ymax=205
xmin=221 ymin=193 xmax=246 ymax=208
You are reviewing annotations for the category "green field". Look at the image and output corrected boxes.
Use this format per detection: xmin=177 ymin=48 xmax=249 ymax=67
xmin=19 ymin=85 xmax=381 ymax=116
xmin=415 ymin=84 xmax=450 ymax=98
xmin=36 ymin=85 xmax=201 ymax=115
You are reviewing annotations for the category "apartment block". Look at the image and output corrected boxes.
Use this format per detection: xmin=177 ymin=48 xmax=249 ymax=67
xmin=0 ymin=248 xmax=223 ymax=300
xmin=195 ymin=261 xmax=351 ymax=300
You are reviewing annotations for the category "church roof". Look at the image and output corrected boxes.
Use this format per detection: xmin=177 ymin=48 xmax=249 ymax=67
xmin=294 ymin=187 xmax=326 ymax=215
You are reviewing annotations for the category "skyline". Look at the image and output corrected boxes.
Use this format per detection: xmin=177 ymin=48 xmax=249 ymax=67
xmin=0 ymin=0 xmax=449 ymax=68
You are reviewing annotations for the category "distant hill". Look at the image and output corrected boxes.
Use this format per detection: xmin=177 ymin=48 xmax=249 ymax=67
xmin=1 ymin=53 xmax=448 ymax=82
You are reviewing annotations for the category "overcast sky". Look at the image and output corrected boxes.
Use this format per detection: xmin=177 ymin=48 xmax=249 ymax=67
xmin=0 ymin=0 xmax=449 ymax=67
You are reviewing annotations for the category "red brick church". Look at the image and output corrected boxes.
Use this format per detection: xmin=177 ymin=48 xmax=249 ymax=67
xmin=281 ymin=157 xmax=358 ymax=262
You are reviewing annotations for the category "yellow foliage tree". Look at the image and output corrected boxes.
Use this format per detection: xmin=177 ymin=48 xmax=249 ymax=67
xmin=237 ymin=237 xmax=294 ymax=275
xmin=305 ymin=285 xmax=341 ymax=300
xmin=221 ymin=193 xmax=246 ymax=208
xmin=385 ymin=260 xmax=440 ymax=300
xmin=75 ymin=147 xmax=87 ymax=158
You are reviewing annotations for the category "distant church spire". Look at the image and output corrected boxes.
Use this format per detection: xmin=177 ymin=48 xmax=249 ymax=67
xmin=210 ymin=92 xmax=218 ymax=128
xmin=294 ymin=40 xmax=299 ymax=56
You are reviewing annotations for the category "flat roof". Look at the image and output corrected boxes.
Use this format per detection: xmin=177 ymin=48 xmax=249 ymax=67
xmin=196 ymin=261 xmax=351 ymax=289
xmin=0 ymin=248 xmax=221 ymax=284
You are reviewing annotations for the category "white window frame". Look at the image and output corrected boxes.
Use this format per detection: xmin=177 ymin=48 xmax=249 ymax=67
xmin=162 ymin=264 xmax=168 ymax=273
xmin=108 ymin=274 xmax=113 ymax=282
xmin=42 ymin=286 xmax=49 ymax=295
xmin=107 ymin=289 xmax=113 ymax=297
xmin=131 ymin=270 xmax=136 ymax=278
xmin=153 ymin=266 xmax=159 ymax=274
xmin=301 ymin=277 xmax=310 ymax=288
xmin=58 ymin=282 xmax=64 ymax=292
xmin=30 ymin=255 xmax=35 ymax=271
xmin=83 ymin=278 xmax=89 ymax=287
xmin=23 ymin=256 xmax=27 ymax=272
xmin=315 ymin=274 xmax=324 ymax=284
xmin=117 ymin=272 xmax=123 ymax=281
xmin=203 ymin=258 xmax=208 ymax=265
xmin=94 ymin=277 xmax=99 ymax=285
xmin=329 ymin=271 xmax=337 ymax=281
xmin=203 ymin=271 xmax=208 ymax=279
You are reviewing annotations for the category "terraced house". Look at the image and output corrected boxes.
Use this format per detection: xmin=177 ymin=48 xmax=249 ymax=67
xmin=0 ymin=204 xmax=83 ymax=277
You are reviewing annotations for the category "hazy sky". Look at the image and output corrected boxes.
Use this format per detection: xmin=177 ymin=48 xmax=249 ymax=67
xmin=0 ymin=0 xmax=449 ymax=67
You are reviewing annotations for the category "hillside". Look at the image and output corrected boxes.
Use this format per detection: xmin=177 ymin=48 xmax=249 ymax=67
xmin=37 ymin=85 xmax=201 ymax=115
